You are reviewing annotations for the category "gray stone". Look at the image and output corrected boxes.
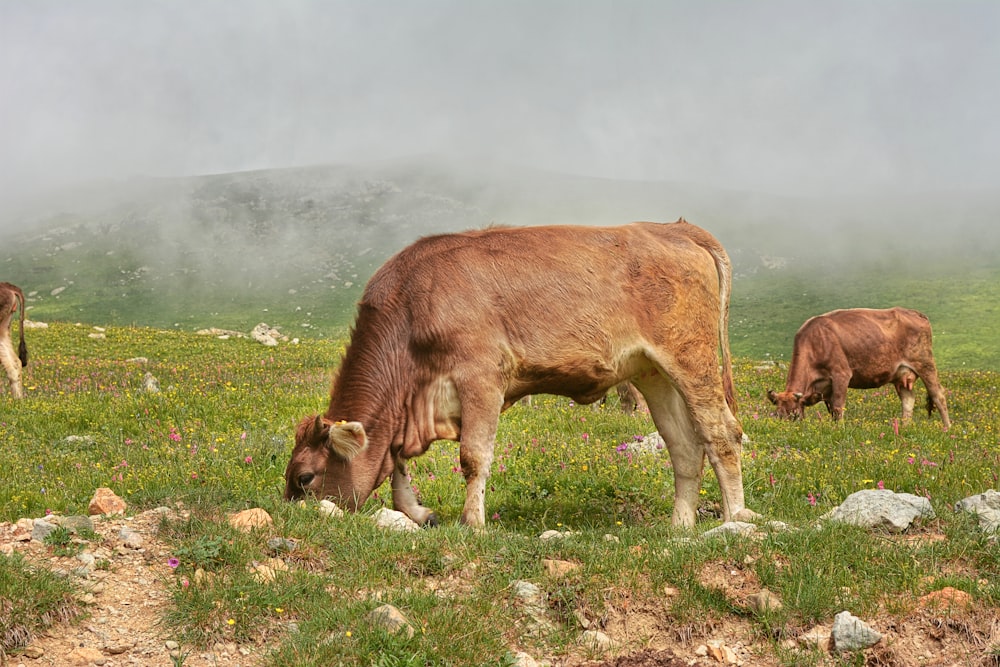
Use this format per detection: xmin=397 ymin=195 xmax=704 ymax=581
xmin=61 ymin=515 xmax=95 ymax=534
xmin=832 ymin=610 xmax=882 ymax=651
xmin=825 ymin=489 xmax=934 ymax=533
xmin=31 ymin=518 xmax=57 ymax=541
xmin=701 ymin=521 xmax=757 ymax=539
xmin=954 ymin=490 xmax=1000 ymax=533
xmin=372 ymin=508 xmax=419 ymax=532
xmin=367 ymin=604 xmax=415 ymax=638
xmin=119 ymin=527 xmax=143 ymax=549
xmin=267 ymin=537 xmax=298 ymax=553
xmin=318 ymin=499 xmax=344 ymax=518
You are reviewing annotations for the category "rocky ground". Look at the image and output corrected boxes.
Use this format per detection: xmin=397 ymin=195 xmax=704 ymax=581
xmin=2 ymin=505 xmax=997 ymax=667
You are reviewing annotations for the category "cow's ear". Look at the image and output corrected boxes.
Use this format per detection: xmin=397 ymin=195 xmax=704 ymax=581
xmin=766 ymin=390 xmax=778 ymax=405
xmin=327 ymin=421 xmax=368 ymax=460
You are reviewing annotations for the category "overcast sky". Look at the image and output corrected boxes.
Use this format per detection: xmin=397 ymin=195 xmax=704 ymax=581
xmin=2 ymin=1 xmax=999 ymax=205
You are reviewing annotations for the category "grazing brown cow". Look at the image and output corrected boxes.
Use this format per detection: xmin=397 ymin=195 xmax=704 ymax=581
xmin=0 ymin=282 xmax=28 ymax=398
xmin=285 ymin=220 xmax=750 ymax=528
xmin=767 ymin=307 xmax=950 ymax=428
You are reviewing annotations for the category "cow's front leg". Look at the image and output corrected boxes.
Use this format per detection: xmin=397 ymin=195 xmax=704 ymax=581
xmin=391 ymin=458 xmax=437 ymax=526
xmin=455 ymin=392 xmax=502 ymax=528
xmin=828 ymin=377 xmax=850 ymax=420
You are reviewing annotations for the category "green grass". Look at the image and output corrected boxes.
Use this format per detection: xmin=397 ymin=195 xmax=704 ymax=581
xmin=1 ymin=322 xmax=998 ymax=663
xmin=730 ymin=260 xmax=1000 ymax=370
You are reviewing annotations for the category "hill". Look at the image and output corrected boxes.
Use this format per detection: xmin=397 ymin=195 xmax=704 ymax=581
xmin=2 ymin=157 xmax=998 ymax=368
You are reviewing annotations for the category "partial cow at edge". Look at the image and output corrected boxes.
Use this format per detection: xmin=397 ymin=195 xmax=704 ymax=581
xmin=0 ymin=282 xmax=28 ymax=399
xmin=285 ymin=220 xmax=751 ymax=528
xmin=767 ymin=307 xmax=950 ymax=428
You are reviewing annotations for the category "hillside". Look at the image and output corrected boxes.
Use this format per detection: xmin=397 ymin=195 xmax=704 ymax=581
xmin=2 ymin=157 xmax=998 ymax=368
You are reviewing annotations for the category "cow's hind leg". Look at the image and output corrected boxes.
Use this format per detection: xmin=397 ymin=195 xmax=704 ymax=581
xmin=636 ymin=374 xmax=704 ymax=527
xmin=637 ymin=369 xmax=746 ymax=527
xmin=0 ymin=320 xmax=23 ymax=399
xmin=913 ymin=364 xmax=951 ymax=429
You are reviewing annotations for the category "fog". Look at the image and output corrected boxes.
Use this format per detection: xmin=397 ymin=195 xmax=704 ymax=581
xmin=3 ymin=0 xmax=1000 ymax=211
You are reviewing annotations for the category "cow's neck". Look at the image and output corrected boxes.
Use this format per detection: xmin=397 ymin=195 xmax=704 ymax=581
xmin=324 ymin=310 xmax=411 ymax=501
xmin=784 ymin=355 xmax=816 ymax=394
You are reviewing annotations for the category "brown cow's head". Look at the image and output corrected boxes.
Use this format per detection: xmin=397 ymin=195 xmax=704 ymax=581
xmin=283 ymin=416 xmax=369 ymax=506
xmin=767 ymin=389 xmax=822 ymax=420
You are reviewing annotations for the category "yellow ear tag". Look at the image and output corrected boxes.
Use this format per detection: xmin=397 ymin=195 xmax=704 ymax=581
xmin=335 ymin=420 xmax=348 ymax=426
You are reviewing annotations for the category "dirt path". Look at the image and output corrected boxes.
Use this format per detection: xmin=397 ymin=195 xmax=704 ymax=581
xmin=3 ymin=509 xmax=260 ymax=667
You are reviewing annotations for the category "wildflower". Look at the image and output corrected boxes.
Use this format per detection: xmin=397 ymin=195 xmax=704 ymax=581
xmin=807 ymin=492 xmax=817 ymax=506
xmin=275 ymin=607 xmax=284 ymax=613
xmin=181 ymin=578 xmax=189 ymax=588
xmin=226 ymin=618 xmax=235 ymax=626
xmin=768 ymin=473 xmax=776 ymax=487
xmin=168 ymin=557 xmax=180 ymax=569
xmin=345 ymin=631 xmax=353 ymax=637
xmin=244 ymin=456 xmax=253 ymax=464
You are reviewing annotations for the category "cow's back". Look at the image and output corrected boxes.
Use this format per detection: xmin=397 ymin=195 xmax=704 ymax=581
xmin=809 ymin=307 xmax=931 ymax=359
xmin=359 ymin=221 xmax=727 ymax=401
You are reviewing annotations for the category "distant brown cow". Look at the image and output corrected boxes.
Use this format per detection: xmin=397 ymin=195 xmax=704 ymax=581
xmin=0 ymin=282 xmax=28 ymax=398
xmin=767 ymin=307 xmax=950 ymax=428
xmin=284 ymin=220 xmax=751 ymax=528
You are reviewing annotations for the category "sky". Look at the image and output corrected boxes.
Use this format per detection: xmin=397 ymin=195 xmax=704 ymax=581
xmin=2 ymin=1 xmax=999 ymax=206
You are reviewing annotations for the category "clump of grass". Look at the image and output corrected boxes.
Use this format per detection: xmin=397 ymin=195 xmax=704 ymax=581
xmin=0 ymin=553 xmax=83 ymax=656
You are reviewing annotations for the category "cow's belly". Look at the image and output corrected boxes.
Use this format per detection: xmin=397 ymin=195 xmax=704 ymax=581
xmin=509 ymin=356 xmax=643 ymax=406
xmin=848 ymin=370 xmax=894 ymax=389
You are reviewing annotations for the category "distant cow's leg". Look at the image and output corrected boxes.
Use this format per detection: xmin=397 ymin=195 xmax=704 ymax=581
xmin=894 ymin=380 xmax=916 ymax=422
xmin=0 ymin=319 xmax=23 ymax=399
xmin=828 ymin=375 xmax=850 ymax=420
xmin=391 ymin=458 xmax=436 ymax=526
xmin=915 ymin=366 xmax=950 ymax=429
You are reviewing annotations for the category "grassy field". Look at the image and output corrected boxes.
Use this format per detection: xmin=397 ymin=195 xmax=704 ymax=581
xmin=1 ymin=322 xmax=998 ymax=665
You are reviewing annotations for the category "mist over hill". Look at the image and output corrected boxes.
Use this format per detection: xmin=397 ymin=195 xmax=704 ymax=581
xmin=2 ymin=157 xmax=998 ymax=366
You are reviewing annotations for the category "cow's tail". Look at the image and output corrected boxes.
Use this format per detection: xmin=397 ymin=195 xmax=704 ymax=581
xmin=14 ymin=286 xmax=27 ymax=367
xmin=709 ymin=244 xmax=737 ymax=415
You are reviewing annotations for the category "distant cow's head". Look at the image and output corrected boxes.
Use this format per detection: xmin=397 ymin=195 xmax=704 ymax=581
xmin=767 ymin=389 xmax=822 ymax=420
xmin=283 ymin=416 xmax=370 ymax=506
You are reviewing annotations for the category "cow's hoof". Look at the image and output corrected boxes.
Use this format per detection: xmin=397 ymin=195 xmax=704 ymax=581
xmin=422 ymin=513 xmax=440 ymax=528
